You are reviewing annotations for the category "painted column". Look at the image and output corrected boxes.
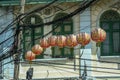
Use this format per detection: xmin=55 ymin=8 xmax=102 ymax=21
xmin=80 ymin=7 xmax=92 ymax=78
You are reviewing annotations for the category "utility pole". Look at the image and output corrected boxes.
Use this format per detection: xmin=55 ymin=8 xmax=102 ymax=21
xmin=14 ymin=0 xmax=25 ymax=79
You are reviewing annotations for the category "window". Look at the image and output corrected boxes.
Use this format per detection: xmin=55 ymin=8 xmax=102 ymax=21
xmin=23 ymin=14 xmax=44 ymax=59
xmin=100 ymin=10 xmax=120 ymax=56
xmin=52 ymin=13 xmax=73 ymax=58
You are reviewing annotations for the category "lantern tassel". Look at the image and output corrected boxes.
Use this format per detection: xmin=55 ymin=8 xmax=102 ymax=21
xmin=96 ymin=42 xmax=101 ymax=54
xmin=70 ymin=48 xmax=74 ymax=58
xmin=96 ymin=42 xmax=101 ymax=47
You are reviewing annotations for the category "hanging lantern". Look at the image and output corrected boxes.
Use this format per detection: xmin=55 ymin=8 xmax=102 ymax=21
xmin=48 ymin=36 xmax=57 ymax=46
xmin=25 ymin=51 xmax=36 ymax=61
xmin=76 ymin=32 xmax=90 ymax=47
xmin=40 ymin=38 xmax=50 ymax=49
xmin=91 ymin=28 xmax=106 ymax=46
xmin=66 ymin=34 xmax=78 ymax=48
xmin=56 ymin=35 xmax=66 ymax=48
xmin=32 ymin=44 xmax=43 ymax=55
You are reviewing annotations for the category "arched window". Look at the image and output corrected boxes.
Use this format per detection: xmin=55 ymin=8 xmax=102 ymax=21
xmin=100 ymin=10 xmax=120 ymax=56
xmin=23 ymin=14 xmax=44 ymax=59
xmin=52 ymin=13 xmax=73 ymax=58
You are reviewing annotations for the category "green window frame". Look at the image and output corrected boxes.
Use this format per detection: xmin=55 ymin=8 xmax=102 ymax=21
xmin=52 ymin=13 xmax=74 ymax=58
xmin=22 ymin=14 xmax=44 ymax=59
xmin=100 ymin=10 xmax=120 ymax=56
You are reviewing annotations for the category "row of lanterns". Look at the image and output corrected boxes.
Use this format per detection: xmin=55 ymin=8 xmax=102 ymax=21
xmin=26 ymin=28 xmax=106 ymax=61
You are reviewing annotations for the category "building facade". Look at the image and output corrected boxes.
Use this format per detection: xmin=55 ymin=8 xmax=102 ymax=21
xmin=0 ymin=0 xmax=120 ymax=80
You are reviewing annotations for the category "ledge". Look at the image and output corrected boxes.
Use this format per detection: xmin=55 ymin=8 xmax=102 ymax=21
xmin=99 ymin=56 xmax=120 ymax=63
xmin=20 ymin=58 xmax=72 ymax=66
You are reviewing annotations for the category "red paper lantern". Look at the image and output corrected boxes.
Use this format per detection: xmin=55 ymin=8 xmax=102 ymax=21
xmin=25 ymin=51 xmax=35 ymax=61
xmin=66 ymin=34 xmax=78 ymax=48
xmin=40 ymin=38 xmax=50 ymax=49
xmin=76 ymin=32 xmax=90 ymax=47
xmin=32 ymin=44 xmax=43 ymax=55
xmin=91 ymin=28 xmax=106 ymax=43
xmin=48 ymin=36 xmax=57 ymax=46
xmin=56 ymin=35 xmax=66 ymax=48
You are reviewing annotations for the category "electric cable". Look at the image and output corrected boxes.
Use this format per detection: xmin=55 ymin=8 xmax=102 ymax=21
xmin=0 ymin=0 xmax=98 ymax=63
xmin=17 ymin=0 xmax=59 ymax=27
xmin=0 ymin=35 xmax=15 ymax=46
xmin=43 ymin=2 xmax=81 ymax=20
xmin=2 ymin=58 xmax=120 ymax=76
xmin=0 ymin=0 xmax=58 ymax=36
xmin=1 ymin=57 xmax=120 ymax=76
xmin=23 ymin=0 xmax=97 ymax=42
xmin=22 ymin=0 xmax=97 ymax=28
xmin=29 ymin=60 xmax=120 ymax=71
xmin=23 ymin=3 xmax=82 ymax=42
xmin=23 ymin=61 xmax=120 ymax=75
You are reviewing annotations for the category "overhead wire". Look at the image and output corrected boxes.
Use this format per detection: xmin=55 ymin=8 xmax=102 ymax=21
xmin=0 ymin=43 xmax=14 ymax=60
xmin=0 ymin=0 xmax=100 ymax=68
xmin=0 ymin=0 xmax=96 ymax=45
xmin=1 ymin=0 xmax=118 ymax=78
xmin=0 ymin=1 xmax=104 ymax=79
xmin=1 ymin=0 xmax=96 ymax=42
xmin=18 ymin=0 xmax=112 ymax=65
xmin=0 ymin=0 xmax=60 ymax=62
xmin=0 ymin=35 xmax=15 ymax=46
xmin=22 ymin=0 xmax=98 ymax=28
xmin=14 ymin=45 xmax=120 ymax=73
xmin=1 ymin=57 xmax=120 ymax=76
xmin=23 ymin=0 xmax=97 ymax=43
xmin=16 ymin=0 xmax=59 ymax=27
xmin=11 ymin=45 xmax=120 ymax=74
xmin=23 ymin=3 xmax=81 ymax=43
xmin=22 ymin=61 xmax=120 ymax=75
xmin=0 ymin=13 xmax=19 ymax=36
xmin=0 ymin=0 xmax=59 ymax=36
xmin=29 ymin=60 xmax=120 ymax=71
xmin=43 ymin=2 xmax=81 ymax=20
